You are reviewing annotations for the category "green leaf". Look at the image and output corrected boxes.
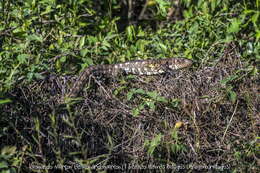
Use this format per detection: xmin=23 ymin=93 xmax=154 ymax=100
xmin=135 ymin=39 xmax=147 ymax=52
xmin=171 ymin=98 xmax=181 ymax=107
xmin=0 ymin=99 xmax=12 ymax=105
xmin=225 ymin=35 xmax=234 ymax=42
xmin=0 ymin=161 xmax=9 ymax=169
xmin=227 ymin=18 xmax=242 ymax=33
xmin=201 ymin=2 xmax=209 ymax=14
xmin=156 ymin=96 xmax=167 ymax=103
xmin=40 ymin=5 xmax=53 ymax=15
xmin=171 ymin=129 xmax=178 ymax=139
xmin=210 ymin=0 xmax=220 ymax=11
xmin=127 ymin=89 xmax=146 ymax=100
xmin=87 ymin=35 xmax=98 ymax=44
xmin=251 ymin=12 xmax=259 ymax=26
xmin=228 ymin=90 xmax=237 ymax=104
xmin=220 ymin=75 xmax=239 ymax=85
xmin=126 ymin=25 xmax=135 ymax=41
xmin=132 ymin=104 xmax=145 ymax=117
xmin=80 ymin=48 xmax=89 ymax=57
xmin=256 ymin=29 xmax=260 ymax=40
xmin=1 ymin=146 xmax=16 ymax=156
xmin=17 ymin=54 xmax=29 ymax=64
xmin=155 ymin=0 xmax=168 ymax=6
xmin=147 ymin=91 xmax=167 ymax=103
xmin=27 ymin=72 xmax=34 ymax=81
xmin=27 ymin=34 xmax=43 ymax=42
xmin=81 ymin=57 xmax=93 ymax=70
xmin=113 ymin=86 xmax=126 ymax=95
xmin=171 ymin=143 xmax=186 ymax=153
xmin=147 ymin=91 xmax=158 ymax=99
xmin=250 ymin=66 xmax=258 ymax=76
xmin=147 ymin=134 xmax=162 ymax=155
xmin=34 ymin=73 xmax=45 ymax=80
xmin=155 ymin=0 xmax=170 ymax=16
xmin=134 ymin=89 xmax=146 ymax=94
xmin=158 ymin=43 xmax=167 ymax=53
xmin=79 ymin=36 xmax=86 ymax=49
xmin=132 ymin=108 xmax=140 ymax=117
xmin=146 ymin=101 xmax=155 ymax=111
xmin=60 ymin=56 xmax=66 ymax=63
xmin=183 ymin=8 xmax=193 ymax=18
xmin=127 ymin=91 xmax=134 ymax=100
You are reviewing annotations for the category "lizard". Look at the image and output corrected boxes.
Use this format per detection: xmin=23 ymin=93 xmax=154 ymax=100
xmin=66 ymin=57 xmax=193 ymax=99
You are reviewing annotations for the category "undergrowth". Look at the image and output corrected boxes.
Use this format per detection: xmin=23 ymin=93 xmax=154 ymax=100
xmin=0 ymin=0 xmax=259 ymax=172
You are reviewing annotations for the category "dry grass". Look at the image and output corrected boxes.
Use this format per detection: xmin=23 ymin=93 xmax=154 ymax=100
xmin=3 ymin=42 xmax=259 ymax=172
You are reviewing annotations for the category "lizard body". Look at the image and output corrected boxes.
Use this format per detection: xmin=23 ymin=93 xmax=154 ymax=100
xmin=67 ymin=58 xmax=193 ymax=98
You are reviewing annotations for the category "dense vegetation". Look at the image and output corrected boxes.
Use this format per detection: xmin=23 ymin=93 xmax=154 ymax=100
xmin=0 ymin=0 xmax=259 ymax=172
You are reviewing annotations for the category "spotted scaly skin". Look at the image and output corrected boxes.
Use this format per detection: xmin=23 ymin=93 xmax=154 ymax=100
xmin=66 ymin=58 xmax=193 ymax=99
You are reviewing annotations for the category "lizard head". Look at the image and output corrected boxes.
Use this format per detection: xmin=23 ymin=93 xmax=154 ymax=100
xmin=168 ymin=58 xmax=193 ymax=70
